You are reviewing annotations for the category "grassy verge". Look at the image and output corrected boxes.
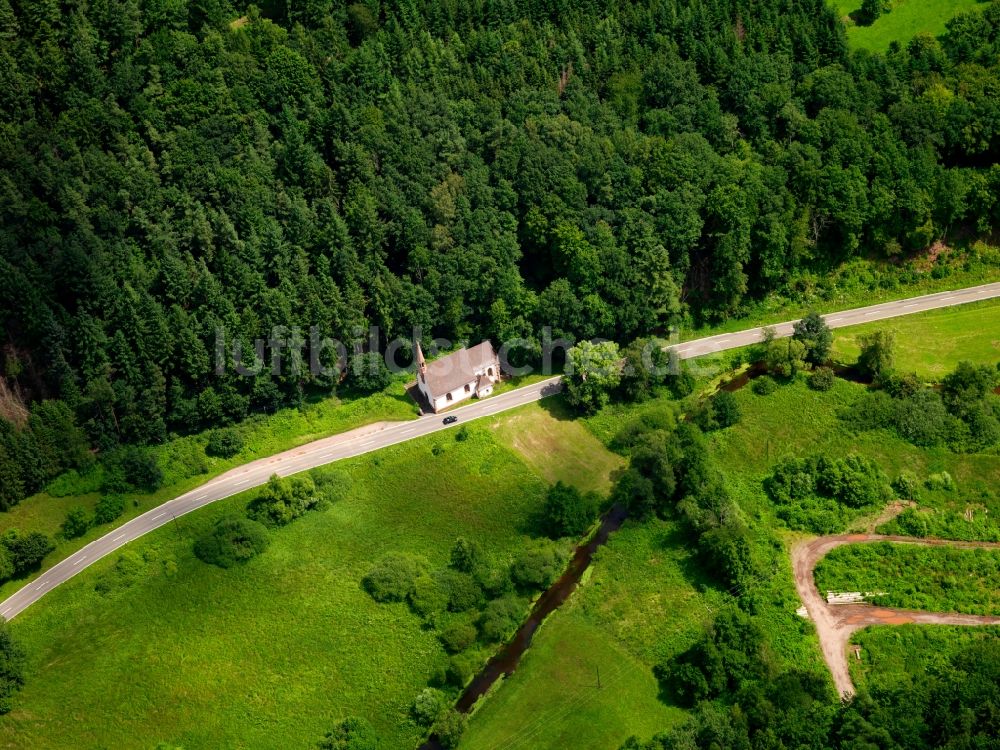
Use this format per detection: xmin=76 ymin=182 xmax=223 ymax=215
xmin=850 ymin=624 xmax=1000 ymax=691
xmin=0 ymin=404 xmax=621 ymax=749
xmin=835 ymin=0 xmax=986 ymax=52
xmin=830 ymin=298 xmax=1000 ymax=379
xmin=815 ymin=541 xmax=1000 ymax=615
xmin=0 ymin=386 xmax=418 ymax=600
xmin=678 ymin=245 xmax=1000 ymax=341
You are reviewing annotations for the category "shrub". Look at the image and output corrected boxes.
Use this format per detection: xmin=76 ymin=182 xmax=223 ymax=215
xmin=816 ymin=455 xmax=893 ymax=508
xmin=447 ymin=649 xmax=481 ymax=687
xmin=926 ymin=472 xmax=956 ymax=492
xmin=764 ymin=454 xmax=893 ymax=531
xmin=792 ymin=311 xmax=833 ymax=365
xmin=362 ymin=552 xmax=428 ymax=602
xmin=860 ymin=0 xmax=890 ymax=23
xmin=205 ymin=428 xmax=244 ymax=458
xmin=857 ymin=330 xmax=895 ymax=381
xmin=439 ymin=621 xmax=477 ymax=653
xmin=893 ymin=391 xmax=961 ymax=447
xmin=348 ymin=352 xmax=392 ymax=393
xmin=751 ymin=376 xmax=777 ymax=395
xmin=893 ymin=508 xmax=930 ymax=538
xmin=764 ymin=458 xmax=816 ymax=505
xmin=698 ymin=520 xmax=765 ymax=592
xmin=883 ymin=372 xmax=922 ymax=399
xmin=449 ymin=537 xmax=481 ymax=574
xmin=60 ymin=507 xmax=91 ymax=539
xmin=454 ymin=426 xmax=470 ymax=442
xmin=511 ymin=540 xmax=566 ymax=590
xmin=0 ymin=547 xmax=13 ymax=582
xmin=541 ymin=481 xmax=598 ymax=538
xmin=46 ymin=466 xmax=103 ymax=497
xmin=411 ymin=687 xmax=447 ymax=727
xmin=409 ymin=574 xmax=448 ymax=617
xmin=668 ymin=368 xmax=696 ymax=398
xmin=436 ymin=569 xmax=484 ymax=612
xmin=0 ymin=621 xmax=26 ymax=714
xmin=2 ymin=531 xmax=54 ymax=576
xmin=102 ymin=447 xmax=163 ymax=493
xmin=710 ymin=391 xmax=741 ymax=428
xmin=316 ymin=716 xmax=378 ymax=750
xmin=809 ymin=367 xmax=835 ymax=392
xmin=892 ymin=472 xmax=921 ymax=501
xmin=610 ymin=467 xmax=658 ymax=520
xmin=656 ymin=607 xmax=767 ymax=706
xmin=247 ymin=474 xmax=319 ymax=527
xmin=94 ymin=550 xmax=147 ymax=595
xmin=93 ymin=494 xmax=126 ymax=525
xmin=193 ymin=515 xmax=270 ymax=568
xmin=432 ymin=708 xmax=467 ymax=750
xmin=479 ymin=596 xmax=524 ymax=642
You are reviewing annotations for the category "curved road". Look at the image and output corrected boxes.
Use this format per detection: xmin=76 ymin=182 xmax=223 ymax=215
xmin=792 ymin=533 xmax=1000 ymax=697
xmin=2 ymin=281 xmax=999 ymax=621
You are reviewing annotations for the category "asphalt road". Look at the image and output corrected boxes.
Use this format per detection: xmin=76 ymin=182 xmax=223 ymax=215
xmin=670 ymin=281 xmax=1000 ymax=359
xmin=2 ymin=281 xmax=999 ymax=621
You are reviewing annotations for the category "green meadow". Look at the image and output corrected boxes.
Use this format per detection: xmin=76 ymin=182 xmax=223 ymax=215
xmin=835 ymin=0 xmax=985 ymax=51
xmin=462 ymin=309 xmax=1000 ymax=748
xmin=850 ymin=624 xmax=1000 ymax=690
xmin=3 ymin=292 xmax=999 ymax=749
xmin=816 ymin=542 xmax=1000 ymax=615
xmin=0 ymin=405 xmax=618 ymax=749
xmin=830 ymin=298 xmax=1000 ymax=380
xmin=0 ymin=386 xmax=417 ymax=600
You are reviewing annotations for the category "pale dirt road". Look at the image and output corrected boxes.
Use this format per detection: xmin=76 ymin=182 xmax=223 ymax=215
xmin=791 ymin=533 xmax=1000 ymax=697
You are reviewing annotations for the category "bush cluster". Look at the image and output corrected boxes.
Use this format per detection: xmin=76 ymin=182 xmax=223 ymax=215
xmin=848 ymin=360 xmax=999 ymax=451
xmin=205 ymin=428 xmax=244 ymax=458
xmin=193 ymin=515 xmax=270 ymax=568
xmin=247 ymin=474 xmax=321 ymax=527
xmin=765 ymin=453 xmax=894 ymax=532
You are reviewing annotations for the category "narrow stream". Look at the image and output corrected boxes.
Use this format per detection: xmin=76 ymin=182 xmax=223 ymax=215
xmin=419 ymin=359 xmax=884 ymax=747
xmin=418 ymin=504 xmax=628 ymax=749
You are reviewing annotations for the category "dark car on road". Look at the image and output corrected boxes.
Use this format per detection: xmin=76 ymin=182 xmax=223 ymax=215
xmin=443 ymin=415 xmax=458 ymax=425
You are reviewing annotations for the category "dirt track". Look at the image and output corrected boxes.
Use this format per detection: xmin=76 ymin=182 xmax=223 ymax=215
xmin=790 ymin=533 xmax=1000 ymax=697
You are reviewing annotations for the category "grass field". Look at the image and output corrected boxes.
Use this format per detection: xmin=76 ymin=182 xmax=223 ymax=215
xmin=0 ymin=403 xmax=619 ymax=749
xmin=830 ymin=298 xmax=1000 ymax=379
xmin=464 ymin=308 xmax=1000 ymax=748
xmin=459 ymin=613 xmax=682 ymax=750
xmin=460 ymin=521 xmax=714 ymax=750
xmin=491 ymin=400 xmax=624 ymax=495
xmin=712 ymin=376 xmax=1000 ymax=518
xmin=835 ymin=0 xmax=985 ymax=51
xmin=0 ymin=386 xmax=418 ymax=601
xmin=850 ymin=624 xmax=1000 ymax=690
xmin=816 ymin=541 xmax=1000 ymax=615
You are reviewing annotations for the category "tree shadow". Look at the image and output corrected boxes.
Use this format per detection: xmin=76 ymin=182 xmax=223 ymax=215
xmin=655 ymin=522 xmax=717 ymax=592
xmin=536 ymin=391 xmax=575 ymax=421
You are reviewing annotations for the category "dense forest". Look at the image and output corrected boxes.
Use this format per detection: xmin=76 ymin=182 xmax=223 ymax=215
xmin=2 ymin=0 xmax=1000 ymax=485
